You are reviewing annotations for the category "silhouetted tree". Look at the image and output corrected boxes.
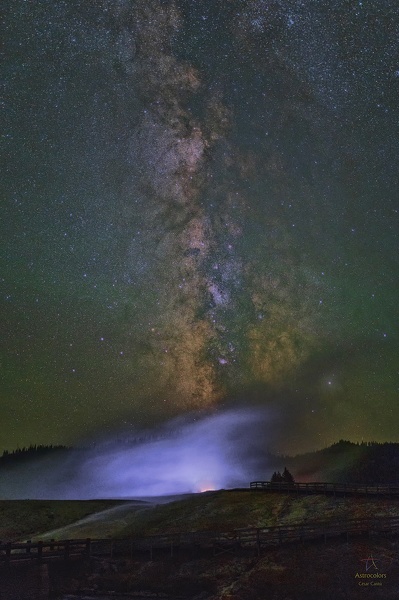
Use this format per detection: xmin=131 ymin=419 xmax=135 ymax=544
xmin=270 ymin=468 xmax=295 ymax=484
xmin=282 ymin=466 xmax=294 ymax=483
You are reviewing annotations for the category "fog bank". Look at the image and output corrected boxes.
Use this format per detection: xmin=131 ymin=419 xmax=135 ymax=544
xmin=0 ymin=408 xmax=273 ymax=499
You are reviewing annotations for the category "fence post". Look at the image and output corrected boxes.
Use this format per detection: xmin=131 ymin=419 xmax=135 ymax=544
xmin=64 ymin=540 xmax=70 ymax=561
xmin=5 ymin=542 xmax=11 ymax=564
xmin=85 ymin=538 xmax=91 ymax=558
xmin=256 ymin=529 xmax=260 ymax=556
xmin=37 ymin=541 xmax=43 ymax=562
xmin=26 ymin=540 xmax=31 ymax=556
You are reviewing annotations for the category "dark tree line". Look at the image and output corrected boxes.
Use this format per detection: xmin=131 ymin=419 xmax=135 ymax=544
xmin=0 ymin=444 xmax=69 ymax=466
xmin=281 ymin=440 xmax=399 ymax=485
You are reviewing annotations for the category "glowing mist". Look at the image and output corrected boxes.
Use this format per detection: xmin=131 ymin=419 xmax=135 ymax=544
xmin=0 ymin=408 xmax=273 ymax=499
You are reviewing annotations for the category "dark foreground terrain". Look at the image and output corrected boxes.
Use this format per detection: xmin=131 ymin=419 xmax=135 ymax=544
xmin=2 ymin=536 xmax=397 ymax=600
xmin=1 ymin=491 xmax=399 ymax=599
xmin=0 ymin=537 xmax=399 ymax=600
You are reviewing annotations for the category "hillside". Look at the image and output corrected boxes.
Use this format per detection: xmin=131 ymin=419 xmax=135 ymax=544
xmin=0 ymin=500 xmax=126 ymax=542
xmin=274 ymin=440 xmax=399 ymax=484
xmin=2 ymin=491 xmax=399 ymax=599
xmin=14 ymin=489 xmax=399 ymax=542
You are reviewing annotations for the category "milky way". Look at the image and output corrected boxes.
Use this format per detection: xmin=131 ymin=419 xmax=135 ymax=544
xmin=2 ymin=0 xmax=398 ymax=454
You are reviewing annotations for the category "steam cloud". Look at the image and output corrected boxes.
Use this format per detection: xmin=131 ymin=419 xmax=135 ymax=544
xmin=0 ymin=408 xmax=273 ymax=499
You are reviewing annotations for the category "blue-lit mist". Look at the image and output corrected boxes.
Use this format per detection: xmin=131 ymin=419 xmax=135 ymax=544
xmin=0 ymin=408 xmax=273 ymax=499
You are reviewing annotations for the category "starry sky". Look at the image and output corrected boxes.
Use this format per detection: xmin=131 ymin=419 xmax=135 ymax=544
xmin=2 ymin=0 xmax=398 ymax=455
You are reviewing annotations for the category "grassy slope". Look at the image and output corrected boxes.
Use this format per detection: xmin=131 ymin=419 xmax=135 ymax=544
xmin=12 ymin=489 xmax=399 ymax=542
xmin=0 ymin=500 xmax=125 ymax=541
xmin=78 ymin=538 xmax=399 ymax=600
xmin=4 ymin=492 xmax=399 ymax=599
xmin=113 ymin=490 xmax=399 ymax=537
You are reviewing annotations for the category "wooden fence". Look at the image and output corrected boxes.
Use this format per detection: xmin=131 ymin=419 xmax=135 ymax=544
xmin=2 ymin=515 xmax=399 ymax=565
xmin=0 ymin=539 xmax=91 ymax=565
xmin=249 ymin=481 xmax=399 ymax=496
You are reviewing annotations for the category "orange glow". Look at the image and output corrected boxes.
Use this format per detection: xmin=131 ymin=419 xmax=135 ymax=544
xmin=198 ymin=483 xmax=216 ymax=492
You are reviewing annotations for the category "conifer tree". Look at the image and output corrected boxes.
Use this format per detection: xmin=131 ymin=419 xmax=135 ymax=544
xmin=282 ymin=467 xmax=294 ymax=483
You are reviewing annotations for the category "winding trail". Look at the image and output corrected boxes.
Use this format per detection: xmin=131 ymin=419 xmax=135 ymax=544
xmin=29 ymin=494 xmax=192 ymax=541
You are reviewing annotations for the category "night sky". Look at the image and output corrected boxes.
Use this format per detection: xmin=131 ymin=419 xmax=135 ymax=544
xmin=2 ymin=0 xmax=398 ymax=455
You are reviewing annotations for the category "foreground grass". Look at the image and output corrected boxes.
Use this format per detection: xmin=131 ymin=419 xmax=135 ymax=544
xmin=113 ymin=490 xmax=399 ymax=537
xmin=0 ymin=500 xmax=125 ymax=541
xmin=67 ymin=538 xmax=399 ymax=600
xmin=4 ymin=492 xmax=399 ymax=599
xmin=14 ymin=489 xmax=399 ymax=542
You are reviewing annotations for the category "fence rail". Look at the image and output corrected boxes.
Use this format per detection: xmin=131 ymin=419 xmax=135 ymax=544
xmin=1 ymin=515 xmax=399 ymax=564
xmin=0 ymin=538 xmax=90 ymax=564
xmin=249 ymin=481 xmax=399 ymax=496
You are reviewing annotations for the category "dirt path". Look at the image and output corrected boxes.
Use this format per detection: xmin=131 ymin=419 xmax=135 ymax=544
xmin=29 ymin=494 xmax=193 ymax=541
xmin=29 ymin=501 xmax=153 ymax=541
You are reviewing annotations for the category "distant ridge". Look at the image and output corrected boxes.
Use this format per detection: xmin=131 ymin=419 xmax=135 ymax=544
xmin=279 ymin=440 xmax=399 ymax=485
xmin=1 ymin=440 xmax=399 ymax=486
